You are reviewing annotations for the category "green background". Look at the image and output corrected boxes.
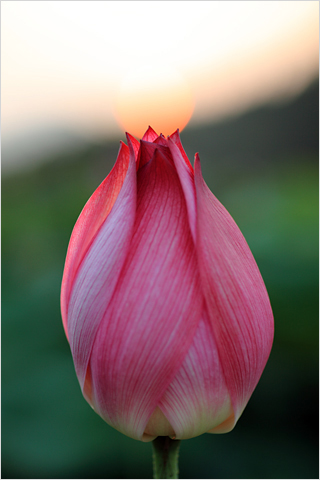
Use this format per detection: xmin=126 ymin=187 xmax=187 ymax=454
xmin=2 ymin=79 xmax=318 ymax=479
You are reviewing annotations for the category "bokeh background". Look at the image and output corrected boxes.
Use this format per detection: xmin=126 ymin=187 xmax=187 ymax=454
xmin=2 ymin=2 xmax=319 ymax=479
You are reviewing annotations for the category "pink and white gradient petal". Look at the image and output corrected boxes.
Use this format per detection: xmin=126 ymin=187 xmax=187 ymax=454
xmin=66 ymin=149 xmax=137 ymax=390
xmin=87 ymin=148 xmax=203 ymax=440
xmin=168 ymin=129 xmax=193 ymax=172
xmin=61 ymin=141 xmax=131 ymax=338
xmin=167 ymin=134 xmax=197 ymax=242
xmin=125 ymin=132 xmax=140 ymax=161
xmin=194 ymin=153 xmax=274 ymax=423
xmin=158 ymin=307 xmax=233 ymax=439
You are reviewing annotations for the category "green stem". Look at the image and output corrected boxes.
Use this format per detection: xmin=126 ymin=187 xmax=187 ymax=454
xmin=152 ymin=436 xmax=181 ymax=479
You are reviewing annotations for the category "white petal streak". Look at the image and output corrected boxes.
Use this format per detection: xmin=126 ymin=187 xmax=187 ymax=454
xmin=159 ymin=307 xmax=233 ymax=439
xmin=67 ymin=155 xmax=137 ymax=389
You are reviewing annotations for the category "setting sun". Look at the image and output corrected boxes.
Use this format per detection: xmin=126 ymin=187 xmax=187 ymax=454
xmin=113 ymin=63 xmax=194 ymax=138
xmin=2 ymin=1 xmax=318 ymax=173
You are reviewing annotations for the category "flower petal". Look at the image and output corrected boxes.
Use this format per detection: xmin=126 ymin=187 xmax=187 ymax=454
xmin=61 ymin=141 xmax=130 ymax=338
xmin=194 ymin=153 xmax=274 ymax=423
xmin=87 ymin=147 xmax=203 ymax=440
xmin=126 ymin=132 xmax=140 ymax=161
xmin=144 ymin=406 xmax=175 ymax=437
xmin=168 ymin=129 xmax=193 ymax=172
xmin=158 ymin=306 xmax=233 ymax=439
xmin=142 ymin=125 xmax=158 ymax=142
xmin=154 ymin=133 xmax=168 ymax=146
xmin=167 ymin=135 xmax=197 ymax=242
xmin=66 ymin=149 xmax=137 ymax=389
xmin=138 ymin=139 xmax=173 ymax=169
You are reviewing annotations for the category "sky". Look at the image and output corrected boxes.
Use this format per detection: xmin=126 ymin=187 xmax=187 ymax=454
xmin=1 ymin=1 xmax=319 ymax=172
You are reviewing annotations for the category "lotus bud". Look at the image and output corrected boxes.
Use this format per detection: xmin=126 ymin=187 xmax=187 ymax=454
xmin=61 ymin=127 xmax=274 ymax=442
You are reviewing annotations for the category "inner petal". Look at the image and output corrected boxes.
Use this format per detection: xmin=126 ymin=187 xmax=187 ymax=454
xmin=159 ymin=306 xmax=234 ymax=440
xmin=144 ymin=407 xmax=176 ymax=437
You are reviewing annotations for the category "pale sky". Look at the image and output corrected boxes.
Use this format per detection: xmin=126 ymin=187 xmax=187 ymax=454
xmin=1 ymin=1 xmax=319 ymax=171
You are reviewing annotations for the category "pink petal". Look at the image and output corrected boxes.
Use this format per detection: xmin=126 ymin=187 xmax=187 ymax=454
xmin=167 ymin=135 xmax=197 ymax=242
xmin=168 ymin=129 xmax=193 ymax=172
xmin=154 ymin=134 xmax=168 ymax=146
xmin=194 ymin=153 xmax=274 ymax=423
xmin=87 ymin=147 xmax=203 ymax=440
xmin=126 ymin=132 xmax=140 ymax=161
xmin=142 ymin=125 xmax=158 ymax=142
xmin=61 ymin=141 xmax=130 ymax=338
xmin=138 ymin=139 xmax=173 ymax=169
xmin=144 ymin=406 xmax=175 ymax=438
xmin=158 ymin=307 xmax=233 ymax=439
xmin=66 ymin=149 xmax=137 ymax=389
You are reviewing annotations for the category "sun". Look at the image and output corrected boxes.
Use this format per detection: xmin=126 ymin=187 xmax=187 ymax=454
xmin=113 ymin=63 xmax=194 ymax=139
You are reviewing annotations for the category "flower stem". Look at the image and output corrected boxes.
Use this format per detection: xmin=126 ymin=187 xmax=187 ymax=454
xmin=152 ymin=436 xmax=181 ymax=479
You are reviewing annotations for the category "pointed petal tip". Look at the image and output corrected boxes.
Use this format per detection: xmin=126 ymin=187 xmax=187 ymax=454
xmin=125 ymin=133 xmax=135 ymax=155
xmin=125 ymin=132 xmax=140 ymax=163
xmin=125 ymin=132 xmax=140 ymax=146
xmin=125 ymin=131 xmax=134 ymax=144
xmin=194 ymin=152 xmax=201 ymax=171
xmin=142 ymin=126 xmax=159 ymax=142
xmin=119 ymin=139 xmax=129 ymax=154
xmin=168 ymin=128 xmax=180 ymax=140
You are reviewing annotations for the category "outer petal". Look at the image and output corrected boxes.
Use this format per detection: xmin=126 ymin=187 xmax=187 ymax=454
xmin=167 ymin=134 xmax=197 ymax=242
xmin=126 ymin=132 xmax=140 ymax=161
xmin=158 ymin=306 xmax=233 ymax=439
xmin=87 ymin=148 xmax=203 ymax=441
xmin=194 ymin=153 xmax=274 ymax=424
xmin=168 ymin=129 xmax=193 ymax=172
xmin=66 ymin=148 xmax=137 ymax=389
xmin=61 ymin=141 xmax=130 ymax=337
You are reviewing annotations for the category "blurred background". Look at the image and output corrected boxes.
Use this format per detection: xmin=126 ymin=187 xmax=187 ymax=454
xmin=2 ymin=1 xmax=318 ymax=479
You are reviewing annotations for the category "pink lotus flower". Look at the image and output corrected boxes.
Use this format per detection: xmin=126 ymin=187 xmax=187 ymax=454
xmin=61 ymin=126 xmax=274 ymax=442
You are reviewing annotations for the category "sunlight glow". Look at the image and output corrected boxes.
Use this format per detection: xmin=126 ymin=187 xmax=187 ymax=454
xmin=113 ymin=64 xmax=194 ymax=138
xmin=2 ymin=1 xmax=318 ymax=153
